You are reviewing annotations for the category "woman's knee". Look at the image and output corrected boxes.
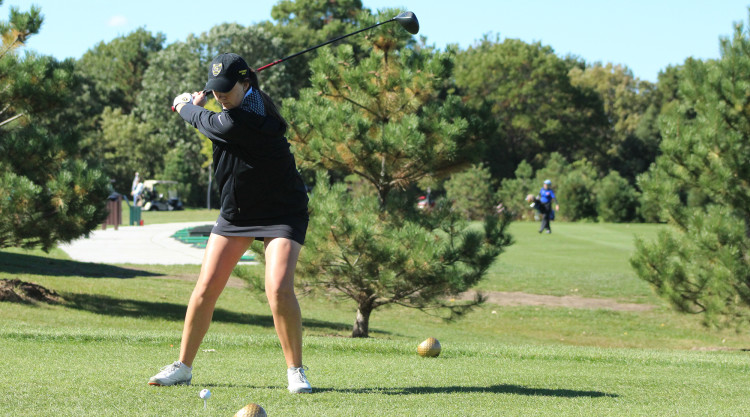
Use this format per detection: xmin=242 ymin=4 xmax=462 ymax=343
xmin=193 ymin=271 xmax=229 ymax=301
xmin=266 ymin=282 xmax=296 ymax=300
xmin=265 ymin=283 xmax=298 ymax=312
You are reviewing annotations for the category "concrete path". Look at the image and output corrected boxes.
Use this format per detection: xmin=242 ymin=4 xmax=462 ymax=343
xmin=59 ymin=222 xmax=214 ymax=265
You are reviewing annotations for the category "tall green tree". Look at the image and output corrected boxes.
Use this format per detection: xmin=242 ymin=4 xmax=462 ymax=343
xmin=0 ymin=2 xmax=109 ymax=250
xmin=283 ymin=10 xmax=512 ymax=337
xmin=631 ymin=18 xmax=750 ymax=328
xmin=95 ymin=107 xmax=165 ymax=191
xmin=71 ymin=28 xmax=165 ymax=193
xmin=454 ymin=37 xmax=607 ymax=179
xmin=76 ymin=28 xmax=166 ymax=115
xmin=568 ymin=63 xmax=659 ymax=181
xmin=270 ymin=0 xmax=364 ymax=97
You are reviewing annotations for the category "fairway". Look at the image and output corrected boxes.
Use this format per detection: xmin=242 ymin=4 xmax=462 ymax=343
xmin=2 ymin=222 xmax=750 ymax=416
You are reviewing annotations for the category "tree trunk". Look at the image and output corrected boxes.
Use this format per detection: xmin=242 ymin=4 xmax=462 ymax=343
xmin=351 ymin=302 xmax=373 ymax=338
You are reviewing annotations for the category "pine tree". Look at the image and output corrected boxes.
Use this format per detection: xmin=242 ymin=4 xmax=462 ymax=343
xmin=0 ymin=2 xmax=109 ymax=250
xmin=631 ymin=17 xmax=750 ymax=328
xmin=283 ymin=10 xmax=513 ymax=337
xmin=444 ymin=163 xmax=496 ymax=220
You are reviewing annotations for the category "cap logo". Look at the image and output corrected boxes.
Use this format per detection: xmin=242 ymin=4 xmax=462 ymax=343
xmin=212 ymin=63 xmax=223 ymax=76
xmin=239 ymin=69 xmax=247 ymax=75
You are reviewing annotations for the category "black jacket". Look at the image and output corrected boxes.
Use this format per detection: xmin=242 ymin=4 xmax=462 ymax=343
xmin=179 ymin=99 xmax=308 ymax=222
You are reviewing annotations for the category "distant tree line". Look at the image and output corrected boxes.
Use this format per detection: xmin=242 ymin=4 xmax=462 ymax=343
xmin=64 ymin=4 xmax=676 ymax=218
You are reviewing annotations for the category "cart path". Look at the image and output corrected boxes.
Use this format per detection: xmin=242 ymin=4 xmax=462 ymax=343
xmin=59 ymin=222 xmax=214 ymax=265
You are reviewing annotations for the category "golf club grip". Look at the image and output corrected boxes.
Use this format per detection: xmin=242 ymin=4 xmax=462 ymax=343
xmin=255 ymin=18 xmax=394 ymax=72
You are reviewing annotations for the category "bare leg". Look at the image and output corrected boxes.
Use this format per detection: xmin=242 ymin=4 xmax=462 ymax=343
xmin=264 ymin=237 xmax=303 ymax=368
xmin=179 ymin=234 xmax=252 ymax=367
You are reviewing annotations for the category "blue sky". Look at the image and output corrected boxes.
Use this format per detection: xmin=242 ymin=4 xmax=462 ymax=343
xmin=2 ymin=0 xmax=748 ymax=82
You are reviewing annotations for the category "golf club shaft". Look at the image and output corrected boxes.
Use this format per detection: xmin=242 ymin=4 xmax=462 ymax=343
xmin=256 ymin=18 xmax=395 ymax=72
xmin=202 ymin=20 xmax=391 ymax=96
xmin=202 ymin=12 xmax=417 ymax=95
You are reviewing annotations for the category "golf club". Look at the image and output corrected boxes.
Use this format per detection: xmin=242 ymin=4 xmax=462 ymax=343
xmin=202 ymin=11 xmax=418 ymax=95
xmin=256 ymin=11 xmax=419 ymax=72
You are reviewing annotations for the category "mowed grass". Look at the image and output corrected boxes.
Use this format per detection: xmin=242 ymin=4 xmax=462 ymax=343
xmin=2 ymin=329 xmax=749 ymax=416
xmin=483 ymin=222 xmax=663 ymax=303
xmin=2 ymin=222 xmax=750 ymax=416
xmin=120 ymin=201 xmax=218 ymax=225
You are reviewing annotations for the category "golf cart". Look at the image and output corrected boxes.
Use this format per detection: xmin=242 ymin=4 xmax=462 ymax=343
xmin=141 ymin=180 xmax=184 ymax=211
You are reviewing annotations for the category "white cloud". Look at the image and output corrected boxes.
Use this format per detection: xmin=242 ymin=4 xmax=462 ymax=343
xmin=108 ymin=15 xmax=128 ymax=27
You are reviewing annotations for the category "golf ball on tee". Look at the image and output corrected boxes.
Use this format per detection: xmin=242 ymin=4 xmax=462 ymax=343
xmin=199 ymin=389 xmax=211 ymax=399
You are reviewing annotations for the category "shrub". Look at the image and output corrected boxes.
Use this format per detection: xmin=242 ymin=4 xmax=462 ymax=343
xmin=596 ymin=171 xmax=640 ymax=222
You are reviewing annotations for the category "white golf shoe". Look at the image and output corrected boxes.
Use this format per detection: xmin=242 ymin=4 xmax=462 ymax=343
xmin=148 ymin=361 xmax=192 ymax=386
xmin=287 ymin=366 xmax=312 ymax=393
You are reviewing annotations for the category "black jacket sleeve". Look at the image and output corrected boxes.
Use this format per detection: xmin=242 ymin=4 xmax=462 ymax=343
xmin=178 ymin=104 xmax=243 ymax=144
xmin=179 ymin=104 xmax=285 ymax=146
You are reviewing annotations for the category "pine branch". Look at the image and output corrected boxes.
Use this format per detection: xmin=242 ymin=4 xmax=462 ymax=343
xmin=0 ymin=34 xmax=21 ymax=60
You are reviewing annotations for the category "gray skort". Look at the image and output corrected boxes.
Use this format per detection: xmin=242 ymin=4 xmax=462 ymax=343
xmin=211 ymin=212 xmax=308 ymax=245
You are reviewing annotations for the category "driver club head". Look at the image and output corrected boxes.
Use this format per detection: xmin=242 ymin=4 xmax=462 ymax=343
xmin=393 ymin=11 xmax=419 ymax=35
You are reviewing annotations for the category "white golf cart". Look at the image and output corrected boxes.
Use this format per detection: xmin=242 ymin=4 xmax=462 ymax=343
xmin=141 ymin=180 xmax=184 ymax=211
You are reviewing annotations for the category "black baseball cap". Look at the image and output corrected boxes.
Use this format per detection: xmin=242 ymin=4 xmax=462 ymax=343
xmin=204 ymin=53 xmax=250 ymax=93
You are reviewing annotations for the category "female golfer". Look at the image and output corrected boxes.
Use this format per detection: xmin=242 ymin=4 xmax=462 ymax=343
xmin=148 ymin=53 xmax=311 ymax=393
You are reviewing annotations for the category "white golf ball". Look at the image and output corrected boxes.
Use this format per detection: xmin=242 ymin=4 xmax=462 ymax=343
xmin=199 ymin=389 xmax=211 ymax=400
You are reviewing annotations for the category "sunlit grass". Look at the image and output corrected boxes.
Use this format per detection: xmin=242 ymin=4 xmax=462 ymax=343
xmin=2 ymin=222 xmax=750 ymax=415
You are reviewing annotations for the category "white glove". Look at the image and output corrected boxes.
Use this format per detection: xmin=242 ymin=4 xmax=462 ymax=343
xmin=172 ymin=93 xmax=193 ymax=112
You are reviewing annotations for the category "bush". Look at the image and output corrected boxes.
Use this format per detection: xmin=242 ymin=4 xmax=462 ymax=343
xmin=445 ymin=163 xmax=496 ymax=220
xmin=495 ymin=161 xmax=535 ymax=220
xmin=596 ymin=171 xmax=640 ymax=222
xmin=557 ymin=159 xmax=598 ymax=221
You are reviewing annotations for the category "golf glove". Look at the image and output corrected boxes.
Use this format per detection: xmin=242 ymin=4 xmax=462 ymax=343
xmin=172 ymin=93 xmax=193 ymax=111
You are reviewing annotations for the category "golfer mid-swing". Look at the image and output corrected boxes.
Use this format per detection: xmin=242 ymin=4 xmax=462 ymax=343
xmin=148 ymin=53 xmax=311 ymax=393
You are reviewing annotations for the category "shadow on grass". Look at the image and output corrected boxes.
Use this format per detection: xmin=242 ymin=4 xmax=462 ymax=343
xmin=0 ymin=251 xmax=161 ymax=279
xmin=62 ymin=293 xmax=354 ymax=332
xmin=200 ymin=384 xmax=617 ymax=398
xmin=315 ymin=384 xmax=617 ymax=398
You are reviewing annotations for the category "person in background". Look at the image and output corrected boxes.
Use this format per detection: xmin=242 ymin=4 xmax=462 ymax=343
xmin=131 ymin=172 xmax=142 ymax=205
xmin=132 ymin=180 xmax=144 ymax=206
xmin=525 ymin=194 xmax=545 ymax=214
xmin=131 ymin=172 xmax=140 ymax=194
xmin=538 ymin=179 xmax=559 ymax=234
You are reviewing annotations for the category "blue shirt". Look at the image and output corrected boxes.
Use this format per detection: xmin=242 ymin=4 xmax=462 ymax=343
xmin=539 ymin=188 xmax=556 ymax=204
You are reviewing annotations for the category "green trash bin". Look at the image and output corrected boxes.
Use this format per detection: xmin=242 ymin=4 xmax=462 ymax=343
xmin=130 ymin=206 xmax=142 ymax=226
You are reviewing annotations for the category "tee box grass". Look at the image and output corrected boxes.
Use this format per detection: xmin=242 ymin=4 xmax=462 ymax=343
xmin=1 ymin=221 xmax=750 ymax=416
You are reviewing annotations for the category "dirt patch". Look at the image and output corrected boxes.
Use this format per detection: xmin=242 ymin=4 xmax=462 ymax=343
xmin=459 ymin=290 xmax=654 ymax=312
xmin=0 ymin=279 xmax=62 ymax=304
xmin=154 ymin=276 xmax=652 ymax=312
